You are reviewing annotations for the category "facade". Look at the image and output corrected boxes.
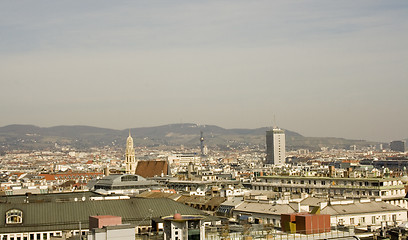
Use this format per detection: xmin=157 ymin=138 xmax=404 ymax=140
xmin=320 ymin=199 xmax=407 ymax=228
xmin=168 ymin=153 xmax=201 ymax=166
xmin=232 ymin=201 xmax=296 ymax=226
xmin=125 ymin=132 xmax=137 ymax=174
xmin=88 ymin=215 xmax=135 ymax=240
xmin=281 ymin=213 xmax=331 ymax=234
xmin=231 ymin=198 xmax=407 ymax=230
xmin=166 ymin=179 xmax=240 ymax=193
xmin=390 ymin=140 xmax=406 ymax=152
xmin=252 ymin=175 xmax=407 ymax=209
xmin=88 ymin=225 xmax=135 ymax=240
xmin=162 ymin=214 xmax=205 ymax=240
xmin=265 ymin=128 xmax=285 ymax=166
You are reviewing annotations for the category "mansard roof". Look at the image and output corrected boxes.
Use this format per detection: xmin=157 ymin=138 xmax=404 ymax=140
xmin=93 ymin=174 xmax=158 ymax=188
xmin=0 ymin=196 xmax=216 ymax=233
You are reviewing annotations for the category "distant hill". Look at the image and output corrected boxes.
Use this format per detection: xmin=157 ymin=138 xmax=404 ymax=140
xmin=0 ymin=123 xmax=379 ymax=151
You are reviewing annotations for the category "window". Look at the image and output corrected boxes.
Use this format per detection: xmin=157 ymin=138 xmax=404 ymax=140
xmin=392 ymin=215 xmax=397 ymax=222
xmin=382 ymin=215 xmax=386 ymax=221
xmin=360 ymin=217 xmax=365 ymax=224
xmin=6 ymin=209 xmax=23 ymax=224
xmin=121 ymin=175 xmax=138 ymax=182
xmin=350 ymin=218 xmax=354 ymax=225
xmin=372 ymin=216 xmax=376 ymax=224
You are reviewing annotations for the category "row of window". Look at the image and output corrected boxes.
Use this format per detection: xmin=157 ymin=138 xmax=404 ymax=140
xmin=94 ymin=185 xmax=151 ymax=190
xmin=277 ymin=179 xmax=378 ymax=187
xmin=265 ymin=179 xmax=405 ymax=188
xmin=340 ymin=214 xmax=398 ymax=225
xmin=252 ymin=185 xmax=384 ymax=197
xmin=0 ymin=231 xmax=64 ymax=240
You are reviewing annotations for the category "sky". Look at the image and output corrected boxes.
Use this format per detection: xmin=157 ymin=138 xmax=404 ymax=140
xmin=0 ymin=1 xmax=407 ymax=142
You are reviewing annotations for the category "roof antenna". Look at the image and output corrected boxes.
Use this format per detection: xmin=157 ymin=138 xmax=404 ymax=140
xmin=273 ymin=115 xmax=277 ymax=129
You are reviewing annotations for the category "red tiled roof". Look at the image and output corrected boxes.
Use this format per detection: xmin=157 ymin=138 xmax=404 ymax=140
xmin=39 ymin=172 xmax=103 ymax=181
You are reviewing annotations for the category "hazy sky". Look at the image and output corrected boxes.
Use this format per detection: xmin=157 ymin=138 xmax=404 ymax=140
xmin=1 ymin=1 xmax=407 ymax=142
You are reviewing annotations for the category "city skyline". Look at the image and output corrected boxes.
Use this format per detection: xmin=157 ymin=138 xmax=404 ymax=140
xmin=1 ymin=1 xmax=407 ymax=142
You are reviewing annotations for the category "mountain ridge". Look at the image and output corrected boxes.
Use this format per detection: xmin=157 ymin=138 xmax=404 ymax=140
xmin=0 ymin=123 xmax=380 ymax=151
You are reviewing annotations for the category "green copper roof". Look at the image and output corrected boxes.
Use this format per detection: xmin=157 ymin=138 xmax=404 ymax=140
xmin=0 ymin=197 xmax=216 ymax=233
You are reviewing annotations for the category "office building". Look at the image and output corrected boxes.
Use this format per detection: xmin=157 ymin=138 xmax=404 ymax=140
xmin=266 ymin=128 xmax=286 ymax=166
xmin=390 ymin=140 xmax=405 ymax=152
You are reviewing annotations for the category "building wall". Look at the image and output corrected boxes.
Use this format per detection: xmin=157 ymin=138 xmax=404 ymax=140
xmin=266 ymin=129 xmax=285 ymax=166
xmin=89 ymin=216 xmax=122 ymax=230
xmin=0 ymin=230 xmax=84 ymax=240
xmin=232 ymin=211 xmax=282 ymax=227
xmin=332 ymin=210 xmax=407 ymax=227
xmin=91 ymin=228 xmax=135 ymax=240
xmin=168 ymin=154 xmax=200 ymax=166
xmin=390 ymin=140 xmax=405 ymax=152
xmin=253 ymin=176 xmax=407 ymax=208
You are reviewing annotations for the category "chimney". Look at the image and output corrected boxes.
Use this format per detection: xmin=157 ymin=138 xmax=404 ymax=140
xmin=329 ymin=166 xmax=335 ymax=177
xmin=104 ymin=165 xmax=110 ymax=176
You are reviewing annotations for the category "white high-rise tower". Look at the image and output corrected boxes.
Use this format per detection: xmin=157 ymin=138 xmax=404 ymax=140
xmin=266 ymin=127 xmax=286 ymax=166
xmin=125 ymin=131 xmax=137 ymax=174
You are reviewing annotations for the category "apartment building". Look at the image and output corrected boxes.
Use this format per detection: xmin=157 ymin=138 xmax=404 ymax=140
xmin=252 ymin=175 xmax=407 ymax=208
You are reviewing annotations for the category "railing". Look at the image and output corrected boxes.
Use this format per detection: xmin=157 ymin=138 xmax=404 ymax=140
xmin=252 ymin=182 xmax=405 ymax=190
xmin=204 ymin=224 xmax=360 ymax=240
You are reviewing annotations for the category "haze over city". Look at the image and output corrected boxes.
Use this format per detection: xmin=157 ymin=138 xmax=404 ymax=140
xmin=1 ymin=1 xmax=407 ymax=142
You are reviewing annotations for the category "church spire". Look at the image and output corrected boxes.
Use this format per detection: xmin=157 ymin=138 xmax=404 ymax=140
xmin=125 ymin=130 xmax=136 ymax=174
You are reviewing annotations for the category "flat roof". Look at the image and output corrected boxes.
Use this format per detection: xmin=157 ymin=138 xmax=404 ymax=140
xmin=258 ymin=175 xmax=402 ymax=182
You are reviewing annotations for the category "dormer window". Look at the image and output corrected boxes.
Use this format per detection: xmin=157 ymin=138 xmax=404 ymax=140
xmin=6 ymin=209 xmax=23 ymax=224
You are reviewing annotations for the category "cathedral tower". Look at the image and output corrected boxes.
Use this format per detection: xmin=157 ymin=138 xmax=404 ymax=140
xmin=125 ymin=131 xmax=137 ymax=174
